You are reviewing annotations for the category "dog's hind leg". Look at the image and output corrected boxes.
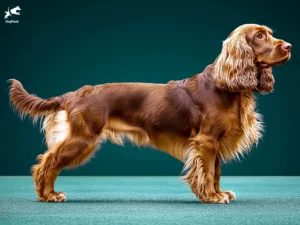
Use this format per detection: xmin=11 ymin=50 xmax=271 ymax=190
xmin=32 ymin=109 xmax=104 ymax=202
xmin=32 ymin=134 xmax=100 ymax=202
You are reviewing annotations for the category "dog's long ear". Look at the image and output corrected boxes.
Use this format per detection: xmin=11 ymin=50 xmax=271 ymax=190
xmin=213 ymin=32 xmax=258 ymax=92
xmin=255 ymin=67 xmax=275 ymax=94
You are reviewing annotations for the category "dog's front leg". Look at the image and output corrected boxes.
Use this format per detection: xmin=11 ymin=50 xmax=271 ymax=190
xmin=182 ymin=134 xmax=229 ymax=204
xmin=214 ymin=154 xmax=236 ymax=201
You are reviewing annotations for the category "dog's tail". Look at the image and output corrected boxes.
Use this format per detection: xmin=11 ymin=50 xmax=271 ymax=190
xmin=8 ymin=79 xmax=62 ymax=122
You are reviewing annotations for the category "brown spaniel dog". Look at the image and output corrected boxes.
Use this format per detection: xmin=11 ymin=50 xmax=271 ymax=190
xmin=9 ymin=24 xmax=291 ymax=203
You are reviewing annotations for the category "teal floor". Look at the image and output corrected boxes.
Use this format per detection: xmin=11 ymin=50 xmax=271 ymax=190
xmin=0 ymin=177 xmax=300 ymax=225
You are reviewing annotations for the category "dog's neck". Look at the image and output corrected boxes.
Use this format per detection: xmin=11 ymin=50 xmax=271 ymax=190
xmin=184 ymin=64 xmax=243 ymax=107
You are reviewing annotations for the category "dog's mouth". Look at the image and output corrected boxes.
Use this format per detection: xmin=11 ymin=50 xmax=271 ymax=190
xmin=257 ymin=54 xmax=290 ymax=68
xmin=259 ymin=63 xmax=271 ymax=68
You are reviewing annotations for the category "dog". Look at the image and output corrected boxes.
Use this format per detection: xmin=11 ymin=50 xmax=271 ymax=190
xmin=4 ymin=6 xmax=21 ymax=19
xmin=8 ymin=24 xmax=291 ymax=203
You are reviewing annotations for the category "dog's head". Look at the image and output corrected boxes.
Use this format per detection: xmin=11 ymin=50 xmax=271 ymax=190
xmin=213 ymin=24 xmax=291 ymax=94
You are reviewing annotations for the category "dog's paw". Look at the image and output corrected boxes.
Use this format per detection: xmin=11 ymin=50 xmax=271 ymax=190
xmin=44 ymin=192 xmax=67 ymax=202
xmin=216 ymin=190 xmax=236 ymax=201
xmin=223 ymin=190 xmax=236 ymax=201
xmin=199 ymin=192 xmax=230 ymax=204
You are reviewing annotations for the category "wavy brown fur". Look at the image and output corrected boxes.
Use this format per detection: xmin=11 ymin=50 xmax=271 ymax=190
xmin=8 ymin=24 xmax=291 ymax=203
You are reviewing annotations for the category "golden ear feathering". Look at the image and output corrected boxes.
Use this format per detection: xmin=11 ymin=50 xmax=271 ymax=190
xmin=255 ymin=67 xmax=274 ymax=94
xmin=213 ymin=31 xmax=258 ymax=92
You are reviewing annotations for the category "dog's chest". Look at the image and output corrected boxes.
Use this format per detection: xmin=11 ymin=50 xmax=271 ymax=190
xmin=218 ymin=92 xmax=263 ymax=161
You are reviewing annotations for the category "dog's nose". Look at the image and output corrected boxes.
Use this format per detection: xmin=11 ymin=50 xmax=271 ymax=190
xmin=282 ymin=43 xmax=292 ymax=52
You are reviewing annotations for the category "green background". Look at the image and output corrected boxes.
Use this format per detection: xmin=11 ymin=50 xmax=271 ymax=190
xmin=1 ymin=0 xmax=299 ymax=176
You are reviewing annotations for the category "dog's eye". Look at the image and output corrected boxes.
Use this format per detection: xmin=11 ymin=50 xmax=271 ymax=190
xmin=256 ymin=32 xmax=263 ymax=39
